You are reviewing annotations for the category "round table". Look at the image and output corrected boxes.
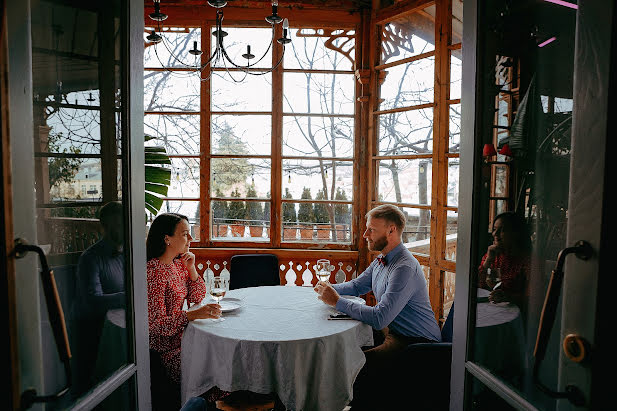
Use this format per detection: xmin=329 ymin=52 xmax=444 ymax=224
xmin=180 ymin=286 xmax=374 ymax=411
xmin=474 ymin=288 xmax=526 ymax=379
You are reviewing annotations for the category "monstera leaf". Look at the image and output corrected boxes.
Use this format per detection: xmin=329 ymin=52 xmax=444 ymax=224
xmin=145 ymin=135 xmax=171 ymax=216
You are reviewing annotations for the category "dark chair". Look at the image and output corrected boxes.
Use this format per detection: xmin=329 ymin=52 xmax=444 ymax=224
xmin=180 ymin=397 xmax=207 ymax=411
xmin=384 ymin=305 xmax=454 ymax=410
xmin=229 ymin=254 xmax=280 ymax=290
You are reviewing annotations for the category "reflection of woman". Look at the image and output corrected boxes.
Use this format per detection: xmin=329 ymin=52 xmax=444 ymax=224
xmin=146 ymin=213 xmax=221 ymax=389
xmin=478 ymin=212 xmax=531 ymax=305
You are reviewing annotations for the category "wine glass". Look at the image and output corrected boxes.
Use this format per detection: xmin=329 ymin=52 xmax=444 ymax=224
xmin=488 ymin=267 xmax=502 ymax=290
xmin=209 ymin=277 xmax=228 ymax=321
xmin=316 ymin=259 xmax=332 ymax=283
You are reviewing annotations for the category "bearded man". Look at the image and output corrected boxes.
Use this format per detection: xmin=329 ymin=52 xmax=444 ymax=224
xmin=314 ymin=204 xmax=441 ymax=409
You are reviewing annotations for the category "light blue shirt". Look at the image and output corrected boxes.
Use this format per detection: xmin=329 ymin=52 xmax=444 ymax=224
xmin=333 ymin=243 xmax=442 ymax=342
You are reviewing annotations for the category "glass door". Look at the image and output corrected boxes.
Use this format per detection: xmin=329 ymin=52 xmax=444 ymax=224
xmin=453 ymin=0 xmax=613 ymax=409
xmin=2 ymin=0 xmax=148 ymax=409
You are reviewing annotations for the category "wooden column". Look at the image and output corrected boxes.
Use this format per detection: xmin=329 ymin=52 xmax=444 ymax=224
xmin=98 ymin=4 xmax=118 ymax=203
xmin=201 ymin=20 xmax=212 ymax=246
xmin=429 ymin=0 xmax=452 ymax=320
xmin=271 ymin=22 xmax=284 ymax=247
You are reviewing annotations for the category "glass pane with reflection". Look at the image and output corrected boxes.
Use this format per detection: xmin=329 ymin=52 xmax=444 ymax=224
xmin=378 ymin=57 xmax=435 ymax=110
xmin=380 ymin=6 xmax=436 ymax=65
xmin=446 ymin=210 xmax=458 ymax=262
xmin=282 ymin=116 xmax=354 ymax=158
xmin=211 ymin=115 xmax=271 ymax=156
xmin=144 ymin=27 xmax=201 ymax=68
xmin=286 ymin=28 xmax=356 ymax=71
xmin=282 ymin=159 xmax=353 ymax=201
xmin=144 ymin=114 xmax=200 ymax=155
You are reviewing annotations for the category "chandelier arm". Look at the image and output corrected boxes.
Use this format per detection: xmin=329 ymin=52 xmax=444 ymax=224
xmin=219 ymin=25 xmax=276 ymax=71
xmin=152 ymin=45 xmax=199 ymax=78
xmin=244 ymin=45 xmax=286 ymax=76
xmin=219 ymin=53 xmax=250 ymax=83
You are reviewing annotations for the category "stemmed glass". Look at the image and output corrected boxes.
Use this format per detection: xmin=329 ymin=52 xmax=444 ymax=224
xmin=316 ymin=259 xmax=333 ymax=284
xmin=209 ymin=277 xmax=228 ymax=321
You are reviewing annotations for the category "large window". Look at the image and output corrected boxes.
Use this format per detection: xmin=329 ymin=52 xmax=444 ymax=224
xmin=144 ymin=23 xmax=357 ymax=248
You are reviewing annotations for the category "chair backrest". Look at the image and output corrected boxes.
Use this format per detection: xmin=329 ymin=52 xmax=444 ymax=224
xmin=441 ymin=304 xmax=454 ymax=343
xmin=229 ymin=254 xmax=280 ymax=290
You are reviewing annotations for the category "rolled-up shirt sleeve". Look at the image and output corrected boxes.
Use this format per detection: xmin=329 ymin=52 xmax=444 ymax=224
xmin=333 ymin=263 xmax=414 ymax=330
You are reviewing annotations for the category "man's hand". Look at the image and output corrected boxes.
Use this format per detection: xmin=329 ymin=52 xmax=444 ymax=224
xmin=313 ymin=281 xmax=340 ymax=307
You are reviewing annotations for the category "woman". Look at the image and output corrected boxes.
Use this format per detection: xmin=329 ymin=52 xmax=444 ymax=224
xmin=146 ymin=213 xmax=221 ymax=389
xmin=478 ymin=211 xmax=531 ymax=306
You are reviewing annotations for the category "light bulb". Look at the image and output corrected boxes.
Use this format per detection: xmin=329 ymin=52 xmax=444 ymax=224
xmin=272 ymin=0 xmax=278 ymax=6
xmin=283 ymin=18 xmax=289 ymax=29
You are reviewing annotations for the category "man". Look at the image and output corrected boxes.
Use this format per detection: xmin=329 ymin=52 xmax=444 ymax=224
xmin=314 ymin=204 xmax=441 ymax=409
xmin=71 ymin=201 xmax=126 ymax=396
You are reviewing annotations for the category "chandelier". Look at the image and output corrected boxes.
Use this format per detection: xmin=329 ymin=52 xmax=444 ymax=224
xmin=146 ymin=0 xmax=292 ymax=82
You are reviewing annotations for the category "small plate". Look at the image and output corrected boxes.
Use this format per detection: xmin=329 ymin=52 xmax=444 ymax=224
xmin=340 ymin=295 xmax=366 ymax=305
xmin=219 ymin=297 xmax=242 ymax=313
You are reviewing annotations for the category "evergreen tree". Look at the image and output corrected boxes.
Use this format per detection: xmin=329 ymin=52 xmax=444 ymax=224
xmin=245 ymin=185 xmax=262 ymax=223
xmin=228 ymin=188 xmax=246 ymax=222
xmin=282 ymin=188 xmax=297 ymax=223
xmin=297 ymin=187 xmax=315 ymax=224
xmin=334 ymin=188 xmax=350 ymax=225
xmin=313 ymin=188 xmax=330 ymax=224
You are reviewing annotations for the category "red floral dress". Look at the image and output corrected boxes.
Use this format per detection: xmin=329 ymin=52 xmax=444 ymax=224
xmin=147 ymin=258 xmax=206 ymax=383
xmin=478 ymin=253 xmax=530 ymax=297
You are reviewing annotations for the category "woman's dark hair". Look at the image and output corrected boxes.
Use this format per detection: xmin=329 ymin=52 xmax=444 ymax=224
xmin=146 ymin=213 xmax=189 ymax=261
xmin=493 ymin=211 xmax=532 ymax=254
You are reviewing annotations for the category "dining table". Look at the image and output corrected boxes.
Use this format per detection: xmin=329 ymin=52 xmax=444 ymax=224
xmin=474 ymin=288 xmax=526 ymax=379
xmin=180 ymin=285 xmax=374 ymax=411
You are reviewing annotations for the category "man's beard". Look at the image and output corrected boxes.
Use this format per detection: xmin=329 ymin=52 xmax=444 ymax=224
xmin=368 ymin=235 xmax=388 ymax=252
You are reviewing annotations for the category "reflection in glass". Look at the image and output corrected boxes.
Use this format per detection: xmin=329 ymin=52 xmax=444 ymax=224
xmin=450 ymin=52 xmax=462 ymax=100
xmin=398 ymin=207 xmax=431 ymax=249
xmin=446 ymin=211 xmax=458 ymax=262
xmin=283 ymin=72 xmax=355 ymax=115
xmin=378 ymin=57 xmax=435 ymax=110
xmin=283 ymin=116 xmax=354 ymax=158
xmin=285 ymin=28 xmax=355 ymax=71
xmin=168 ymin=157 xmax=200 ymax=198
xmin=378 ymin=159 xmax=432 ymax=205
xmin=211 ymin=27 xmax=273 ymax=69
xmin=378 ymin=108 xmax=434 ymax=155
xmin=212 ymin=115 xmax=271 ymax=156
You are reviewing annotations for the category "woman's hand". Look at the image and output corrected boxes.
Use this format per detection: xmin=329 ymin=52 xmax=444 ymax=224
xmin=186 ymin=303 xmax=221 ymax=321
xmin=180 ymin=251 xmax=199 ymax=280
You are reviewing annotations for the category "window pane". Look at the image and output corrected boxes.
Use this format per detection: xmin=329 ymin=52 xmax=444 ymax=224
xmin=449 ymin=103 xmax=461 ymax=153
xmin=282 ymin=160 xmax=353 ymax=201
xmin=280 ymin=202 xmax=352 ymax=243
xmin=380 ymin=6 xmax=435 ymax=65
xmin=211 ymin=72 xmax=272 ymax=112
xmin=48 ymin=159 xmax=102 ymax=203
xmin=444 ymin=271 xmax=455 ymax=317
xmin=212 ymin=27 xmax=273 ymax=69
xmin=448 ymin=158 xmax=459 ymax=207
xmin=282 ymin=116 xmax=354 ymax=158
xmin=401 ymin=206 xmax=431 ymax=251
xmin=378 ymin=159 xmax=432 ymax=205
xmin=155 ymin=200 xmax=200 ymax=227
xmin=378 ymin=56 xmax=435 ymax=110
xmin=211 ymin=158 xmax=271 ymax=198
xmin=285 ymin=28 xmax=355 ymax=71
xmin=45 ymin=108 xmax=101 ymax=155
xmin=446 ymin=210 xmax=458 ymax=262
xmin=211 ymin=115 xmax=271 ymax=156
xmin=211 ymin=200 xmax=271 ymax=241
xmin=378 ymin=108 xmax=434 ymax=155
xmin=144 ymin=72 xmax=200 ymax=112
xmin=145 ymin=114 xmax=200 ymax=155
xmin=144 ymin=27 xmax=201 ymax=68
xmin=283 ymin=72 xmax=355 ymax=115
xmin=168 ymin=157 xmax=199 ymax=198
xmin=450 ymin=51 xmax=462 ymax=100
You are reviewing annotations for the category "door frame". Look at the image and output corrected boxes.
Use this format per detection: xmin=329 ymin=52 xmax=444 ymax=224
xmin=2 ymin=0 xmax=150 ymax=409
xmin=451 ymin=0 xmax=616 ymax=409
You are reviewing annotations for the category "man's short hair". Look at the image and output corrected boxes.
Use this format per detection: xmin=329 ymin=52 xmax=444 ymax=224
xmin=99 ymin=201 xmax=123 ymax=228
xmin=366 ymin=204 xmax=406 ymax=233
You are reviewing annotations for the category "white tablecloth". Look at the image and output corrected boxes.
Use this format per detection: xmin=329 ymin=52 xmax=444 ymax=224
xmin=181 ymin=286 xmax=374 ymax=410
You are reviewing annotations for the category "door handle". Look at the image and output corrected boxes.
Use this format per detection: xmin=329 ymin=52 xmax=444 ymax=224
xmin=12 ymin=238 xmax=72 ymax=410
xmin=532 ymin=240 xmax=592 ymax=406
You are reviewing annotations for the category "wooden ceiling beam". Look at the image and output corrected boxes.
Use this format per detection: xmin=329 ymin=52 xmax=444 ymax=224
xmin=374 ymin=0 xmax=434 ymax=25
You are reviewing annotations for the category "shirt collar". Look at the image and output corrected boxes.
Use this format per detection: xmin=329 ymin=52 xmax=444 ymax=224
xmin=377 ymin=242 xmax=405 ymax=266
